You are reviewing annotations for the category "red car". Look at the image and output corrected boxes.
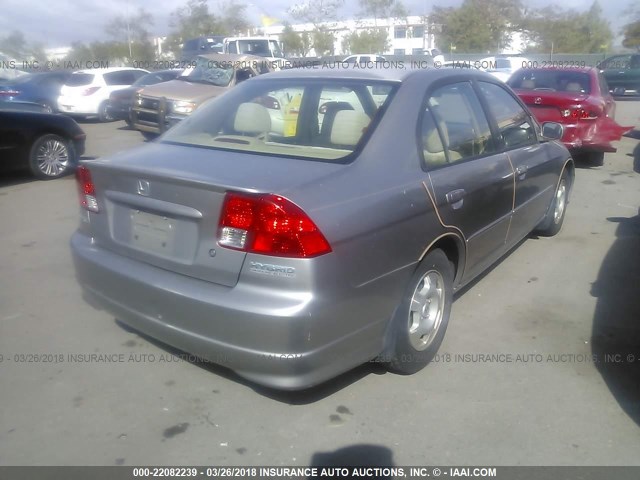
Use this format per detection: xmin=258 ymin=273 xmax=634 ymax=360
xmin=508 ymin=67 xmax=632 ymax=165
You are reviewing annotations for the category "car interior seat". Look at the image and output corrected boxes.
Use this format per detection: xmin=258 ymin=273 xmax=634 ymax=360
xmin=319 ymin=102 xmax=354 ymax=146
xmin=521 ymin=79 xmax=535 ymax=89
xmin=565 ymin=82 xmax=583 ymax=92
xmin=329 ymin=110 xmax=371 ymax=148
xmin=233 ymin=102 xmax=272 ymax=138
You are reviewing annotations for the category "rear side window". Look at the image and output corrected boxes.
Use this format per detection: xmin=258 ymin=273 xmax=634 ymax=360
xmin=104 ymin=70 xmax=137 ymax=86
xmin=65 ymin=73 xmax=94 ymax=86
xmin=420 ymin=82 xmax=496 ymax=168
xmin=477 ymin=82 xmax=536 ymax=150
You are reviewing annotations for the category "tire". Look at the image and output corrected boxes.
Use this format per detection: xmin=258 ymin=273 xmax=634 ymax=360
xmin=536 ymin=169 xmax=570 ymax=237
xmin=97 ymin=101 xmax=113 ymax=122
xmin=40 ymin=101 xmax=54 ymax=114
xmin=385 ymin=249 xmax=454 ymax=375
xmin=575 ymin=151 xmax=604 ymax=167
xmin=140 ymin=131 xmax=159 ymax=141
xmin=28 ymin=134 xmax=75 ymax=180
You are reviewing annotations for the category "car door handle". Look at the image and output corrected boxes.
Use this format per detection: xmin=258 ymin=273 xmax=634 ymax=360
xmin=446 ymin=189 xmax=466 ymax=208
xmin=516 ymin=165 xmax=528 ymax=179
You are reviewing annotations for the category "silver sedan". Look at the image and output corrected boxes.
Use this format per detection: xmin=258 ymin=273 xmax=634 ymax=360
xmin=71 ymin=67 xmax=573 ymax=390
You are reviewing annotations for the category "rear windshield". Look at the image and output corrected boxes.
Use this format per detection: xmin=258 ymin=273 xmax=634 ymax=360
xmin=508 ymin=70 xmax=591 ymax=94
xmin=162 ymin=79 xmax=397 ymax=161
xmin=65 ymin=73 xmax=94 ymax=86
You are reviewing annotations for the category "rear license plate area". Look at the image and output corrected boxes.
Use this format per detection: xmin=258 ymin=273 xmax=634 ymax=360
xmin=130 ymin=210 xmax=175 ymax=255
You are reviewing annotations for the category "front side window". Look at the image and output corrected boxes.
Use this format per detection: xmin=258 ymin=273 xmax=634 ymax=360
xmin=420 ymin=82 xmax=496 ymax=168
xmin=478 ymin=82 xmax=536 ymax=150
xmin=600 ymin=55 xmax=630 ymax=70
xmin=162 ymin=79 xmax=397 ymax=161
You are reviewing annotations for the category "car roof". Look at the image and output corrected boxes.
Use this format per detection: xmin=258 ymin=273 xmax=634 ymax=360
xmin=255 ymin=67 xmax=501 ymax=83
xmin=72 ymin=67 xmax=147 ymax=74
xmin=196 ymin=53 xmax=271 ymax=63
xmin=514 ymin=66 xmax=597 ymax=74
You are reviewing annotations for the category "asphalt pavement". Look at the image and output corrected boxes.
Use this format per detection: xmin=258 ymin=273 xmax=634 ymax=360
xmin=0 ymin=104 xmax=639 ymax=467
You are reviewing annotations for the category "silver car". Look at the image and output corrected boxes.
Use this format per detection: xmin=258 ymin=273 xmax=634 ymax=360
xmin=71 ymin=68 xmax=574 ymax=390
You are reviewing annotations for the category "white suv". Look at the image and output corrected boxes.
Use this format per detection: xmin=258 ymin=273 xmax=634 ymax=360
xmin=58 ymin=67 xmax=148 ymax=121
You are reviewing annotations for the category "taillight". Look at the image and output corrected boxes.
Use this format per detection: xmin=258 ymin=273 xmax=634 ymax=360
xmin=76 ymin=166 xmax=99 ymax=213
xmin=81 ymin=87 xmax=101 ymax=96
xmin=0 ymin=90 xmax=20 ymax=96
xmin=561 ymin=108 xmax=598 ymax=120
xmin=218 ymin=192 xmax=331 ymax=258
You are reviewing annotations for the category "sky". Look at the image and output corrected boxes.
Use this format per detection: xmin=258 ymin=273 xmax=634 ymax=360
xmin=0 ymin=0 xmax=635 ymax=49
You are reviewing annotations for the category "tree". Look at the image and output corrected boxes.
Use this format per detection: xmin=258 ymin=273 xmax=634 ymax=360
xmin=622 ymin=4 xmax=640 ymax=51
xmin=105 ymin=8 xmax=155 ymax=59
xmin=281 ymin=24 xmax=312 ymax=57
xmin=0 ymin=31 xmax=27 ymax=58
xmin=358 ymin=0 xmax=408 ymax=24
xmin=431 ymin=0 xmax=524 ymax=53
xmin=288 ymin=1 xmax=343 ymax=57
xmin=218 ymin=1 xmax=251 ymax=36
xmin=288 ymin=0 xmax=345 ymax=25
xmin=311 ymin=29 xmax=335 ymax=56
xmin=165 ymin=0 xmax=250 ymax=57
xmin=0 ymin=30 xmax=50 ymax=65
xmin=341 ymin=28 xmax=389 ymax=54
xmin=521 ymin=1 xmax=612 ymax=53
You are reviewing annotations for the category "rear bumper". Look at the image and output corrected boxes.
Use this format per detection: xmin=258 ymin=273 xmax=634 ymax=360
xmin=58 ymin=96 xmax=101 ymax=115
xmin=70 ymin=232 xmax=385 ymax=390
xmin=561 ymin=121 xmax=620 ymax=153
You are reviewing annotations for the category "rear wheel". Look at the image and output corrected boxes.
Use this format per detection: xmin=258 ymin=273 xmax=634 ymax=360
xmin=385 ymin=249 xmax=454 ymax=375
xmin=28 ymin=134 xmax=74 ymax=179
xmin=536 ymin=170 xmax=569 ymax=237
xmin=575 ymin=151 xmax=604 ymax=167
xmin=140 ymin=131 xmax=159 ymax=141
xmin=97 ymin=101 xmax=113 ymax=122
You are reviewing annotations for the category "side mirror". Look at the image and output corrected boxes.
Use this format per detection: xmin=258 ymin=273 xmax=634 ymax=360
xmin=541 ymin=121 xmax=563 ymax=140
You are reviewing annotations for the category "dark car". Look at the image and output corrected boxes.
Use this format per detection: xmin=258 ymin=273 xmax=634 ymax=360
xmin=508 ymin=67 xmax=632 ymax=166
xmin=107 ymin=70 xmax=183 ymax=125
xmin=598 ymin=54 xmax=640 ymax=96
xmin=0 ymin=71 xmax=71 ymax=113
xmin=0 ymin=106 xmax=86 ymax=179
xmin=181 ymin=35 xmax=225 ymax=60
xmin=71 ymin=68 xmax=574 ymax=390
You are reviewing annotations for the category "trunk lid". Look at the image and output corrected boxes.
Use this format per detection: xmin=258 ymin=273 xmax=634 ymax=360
xmin=83 ymin=142 xmax=343 ymax=287
xmin=515 ymin=90 xmax=589 ymax=122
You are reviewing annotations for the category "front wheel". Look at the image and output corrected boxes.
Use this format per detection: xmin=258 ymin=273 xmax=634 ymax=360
xmin=97 ymin=101 xmax=113 ymax=122
xmin=28 ymin=134 xmax=74 ymax=179
xmin=536 ymin=170 xmax=570 ymax=237
xmin=385 ymin=249 xmax=454 ymax=375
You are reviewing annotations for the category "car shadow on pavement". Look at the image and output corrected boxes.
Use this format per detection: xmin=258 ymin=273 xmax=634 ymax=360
xmin=0 ymin=170 xmax=38 ymax=188
xmin=309 ymin=444 xmax=396 ymax=477
xmin=114 ymin=319 xmax=388 ymax=404
xmin=590 ymin=214 xmax=640 ymax=426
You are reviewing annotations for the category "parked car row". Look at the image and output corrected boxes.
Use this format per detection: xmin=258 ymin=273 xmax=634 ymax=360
xmin=1 ymin=53 xmax=635 ymax=181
